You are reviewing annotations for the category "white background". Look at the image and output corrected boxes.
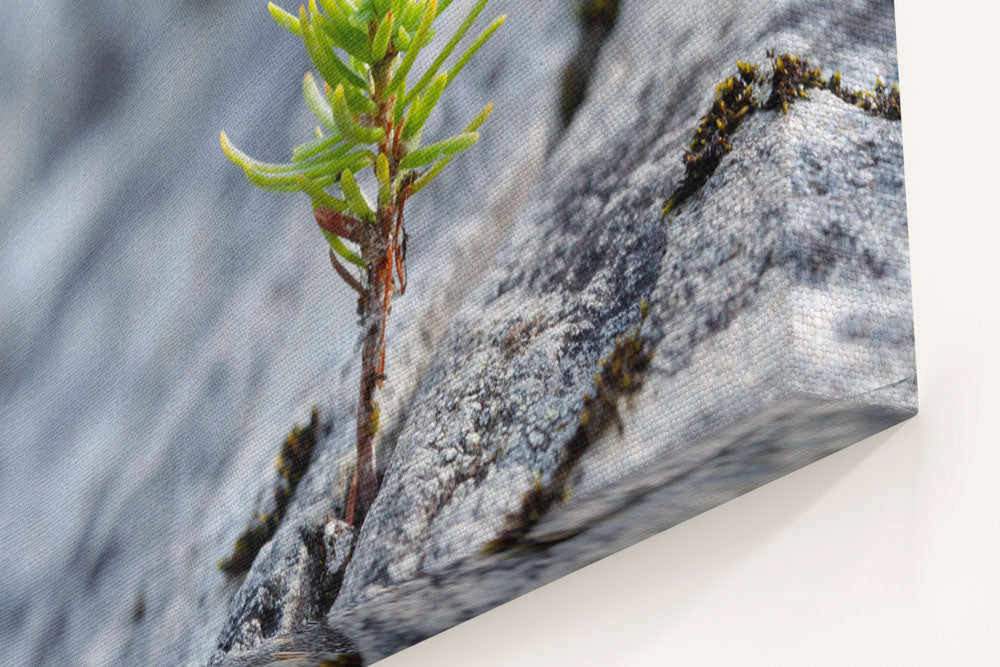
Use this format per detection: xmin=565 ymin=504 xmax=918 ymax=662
xmin=379 ymin=1 xmax=1000 ymax=664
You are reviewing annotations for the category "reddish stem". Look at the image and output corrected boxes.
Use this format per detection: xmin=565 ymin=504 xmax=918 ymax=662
xmin=343 ymin=49 xmax=410 ymax=527
xmin=345 ymin=242 xmax=391 ymax=526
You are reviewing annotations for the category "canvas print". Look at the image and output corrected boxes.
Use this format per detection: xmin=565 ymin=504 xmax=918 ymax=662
xmin=0 ymin=0 xmax=916 ymax=664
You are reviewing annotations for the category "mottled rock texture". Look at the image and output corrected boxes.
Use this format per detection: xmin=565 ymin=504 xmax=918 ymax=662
xmin=1 ymin=0 xmax=914 ymax=665
xmin=333 ymin=0 xmax=914 ymax=618
xmin=1 ymin=1 xmax=574 ymax=664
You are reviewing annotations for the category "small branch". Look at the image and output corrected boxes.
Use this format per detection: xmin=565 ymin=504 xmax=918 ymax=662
xmin=329 ymin=249 xmax=367 ymax=302
xmin=393 ymin=183 xmax=411 ymax=294
xmin=394 ymin=241 xmax=407 ymax=295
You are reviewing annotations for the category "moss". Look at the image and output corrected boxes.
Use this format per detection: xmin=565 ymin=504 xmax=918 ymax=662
xmin=662 ymin=52 xmax=902 ymax=217
xmin=583 ymin=313 xmax=656 ymax=429
xmin=275 ymin=414 xmax=315 ymax=486
xmin=662 ymin=61 xmax=765 ymax=216
xmin=578 ymin=0 xmax=620 ymax=23
xmin=764 ymin=50 xmax=826 ymax=113
xmin=217 ymin=519 xmax=275 ymax=573
xmin=828 ymin=71 xmax=901 ymax=120
xmin=559 ymin=0 xmax=621 ymax=128
xmin=484 ymin=305 xmax=653 ymax=554
xmin=767 ymin=50 xmax=901 ymax=119
xmin=316 ymin=656 xmax=363 ymax=667
xmin=218 ymin=407 xmax=320 ymax=574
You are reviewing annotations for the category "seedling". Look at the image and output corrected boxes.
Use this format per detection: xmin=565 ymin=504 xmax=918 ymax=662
xmin=222 ymin=0 xmax=505 ymax=525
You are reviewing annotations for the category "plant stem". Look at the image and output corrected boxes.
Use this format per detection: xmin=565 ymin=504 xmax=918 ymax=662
xmin=345 ymin=247 xmax=389 ymax=525
xmin=344 ymin=48 xmax=400 ymax=526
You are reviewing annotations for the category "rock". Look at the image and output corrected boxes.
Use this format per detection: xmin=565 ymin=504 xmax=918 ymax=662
xmin=217 ymin=623 xmax=362 ymax=667
xmin=0 ymin=1 xmax=577 ymax=664
xmin=212 ymin=503 xmax=353 ymax=662
xmin=1 ymin=0 xmax=915 ymax=665
xmin=332 ymin=0 xmax=914 ymax=624
xmin=326 ymin=396 xmax=910 ymax=663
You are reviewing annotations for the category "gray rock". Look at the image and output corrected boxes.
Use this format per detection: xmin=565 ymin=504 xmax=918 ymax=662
xmin=217 ymin=623 xmax=361 ymax=667
xmin=327 ymin=396 xmax=911 ymax=663
xmin=0 ymin=1 xmax=576 ymax=664
xmin=1 ymin=0 xmax=916 ymax=665
xmin=333 ymin=0 xmax=914 ymax=624
xmin=212 ymin=503 xmax=353 ymax=662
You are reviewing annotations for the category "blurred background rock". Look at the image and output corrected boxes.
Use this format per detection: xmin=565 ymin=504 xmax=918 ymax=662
xmin=0 ymin=1 xmax=576 ymax=663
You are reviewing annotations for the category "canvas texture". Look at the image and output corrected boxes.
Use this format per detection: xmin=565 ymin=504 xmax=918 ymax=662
xmin=0 ymin=0 xmax=915 ymax=664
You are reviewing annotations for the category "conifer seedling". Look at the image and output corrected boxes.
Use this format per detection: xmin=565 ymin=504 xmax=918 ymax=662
xmin=221 ymin=0 xmax=504 ymax=525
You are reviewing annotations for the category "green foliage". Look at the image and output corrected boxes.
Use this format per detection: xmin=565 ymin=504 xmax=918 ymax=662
xmin=221 ymin=0 xmax=505 ymax=262
xmin=221 ymin=2 xmax=504 ymax=526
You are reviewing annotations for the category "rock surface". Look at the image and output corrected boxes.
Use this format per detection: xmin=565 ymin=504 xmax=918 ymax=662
xmin=0 ymin=0 xmax=914 ymax=665
xmin=331 ymin=396 xmax=911 ymax=663
xmin=214 ymin=504 xmax=353 ymax=657
xmin=333 ymin=0 xmax=914 ymax=617
xmin=0 ymin=1 xmax=575 ymax=664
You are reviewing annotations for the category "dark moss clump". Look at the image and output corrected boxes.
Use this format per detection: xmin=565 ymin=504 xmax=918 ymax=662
xmin=275 ymin=407 xmax=320 ymax=489
xmin=662 ymin=61 xmax=765 ymax=216
xmin=485 ymin=304 xmax=653 ymax=554
xmin=217 ymin=519 xmax=274 ymax=574
xmin=662 ymin=52 xmax=902 ymax=217
xmin=764 ymin=50 xmax=826 ymax=113
xmin=580 ymin=311 xmax=655 ymax=434
xmin=827 ymin=71 xmax=901 ymax=120
xmin=218 ymin=407 xmax=320 ymax=574
xmin=559 ymin=0 xmax=621 ymax=128
xmin=767 ymin=51 xmax=902 ymax=120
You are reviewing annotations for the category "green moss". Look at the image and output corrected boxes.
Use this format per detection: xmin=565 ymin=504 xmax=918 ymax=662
xmin=764 ymin=50 xmax=826 ymax=113
xmin=218 ymin=407 xmax=320 ymax=574
xmin=584 ymin=310 xmax=655 ymax=428
xmin=578 ymin=0 xmax=620 ymax=23
xmin=217 ymin=519 xmax=274 ymax=573
xmin=662 ymin=60 xmax=765 ymax=217
xmin=828 ymin=71 xmax=901 ymax=120
xmin=275 ymin=413 xmax=315 ymax=485
xmin=662 ymin=51 xmax=902 ymax=218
